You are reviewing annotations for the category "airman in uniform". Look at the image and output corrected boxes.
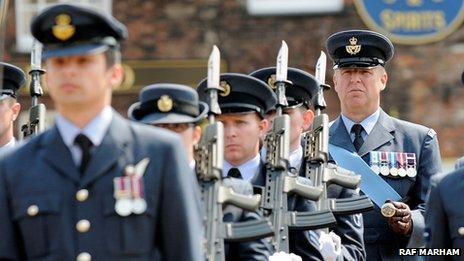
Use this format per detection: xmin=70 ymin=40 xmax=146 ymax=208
xmin=0 ymin=62 xmax=26 ymax=150
xmin=251 ymin=67 xmax=366 ymax=260
xmin=197 ymin=73 xmax=324 ymax=259
xmin=0 ymin=4 xmax=203 ymax=260
xmin=326 ymin=30 xmax=442 ymax=260
xmin=128 ymin=83 xmax=273 ymax=260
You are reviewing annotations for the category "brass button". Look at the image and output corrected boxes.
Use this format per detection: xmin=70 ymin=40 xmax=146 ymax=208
xmin=76 ymin=189 xmax=89 ymax=202
xmin=76 ymin=219 xmax=91 ymax=233
xmin=76 ymin=252 xmax=91 ymax=261
xmin=458 ymin=227 xmax=464 ymax=236
xmin=27 ymin=205 xmax=39 ymax=217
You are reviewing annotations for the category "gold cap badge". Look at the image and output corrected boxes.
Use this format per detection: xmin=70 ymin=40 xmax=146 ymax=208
xmin=157 ymin=95 xmax=173 ymax=112
xmin=219 ymin=81 xmax=231 ymax=97
xmin=52 ymin=14 xmax=75 ymax=41
xmin=267 ymin=74 xmax=277 ymax=90
xmin=346 ymin=37 xmax=361 ymax=55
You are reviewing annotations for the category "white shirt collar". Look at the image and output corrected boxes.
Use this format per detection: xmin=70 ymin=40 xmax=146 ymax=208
xmin=223 ymin=153 xmax=261 ymax=182
xmin=189 ymin=160 xmax=196 ymax=172
xmin=56 ymin=106 xmax=113 ymax=148
xmin=341 ymin=107 xmax=380 ymax=139
xmin=55 ymin=106 xmax=113 ymax=165
xmin=289 ymin=145 xmax=303 ymax=171
xmin=1 ymin=138 xmax=16 ymax=149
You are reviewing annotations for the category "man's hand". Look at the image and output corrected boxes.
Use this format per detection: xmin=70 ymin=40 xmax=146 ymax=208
xmin=385 ymin=201 xmax=413 ymax=236
xmin=319 ymin=231 xmax=341 ymax=261
xmin=269 ymin=251 xmax=302 ymax=261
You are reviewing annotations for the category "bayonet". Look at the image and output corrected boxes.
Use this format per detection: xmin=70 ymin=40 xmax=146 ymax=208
xmin=260 ymin=43 xmax=336 ymax=253
xmin=21 ymin=40 xmax=47 ymax=138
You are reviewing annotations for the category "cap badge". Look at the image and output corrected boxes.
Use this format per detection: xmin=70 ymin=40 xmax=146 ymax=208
xmin=219 ymin=80 xmax=231 ymax=97
xmin=346 ymin=37 xmax=361 ymax=55
xmin=157 ymin=95 xmax=173 ymax=112
xmin=52 ymin=14 xmax=75 ymax=41
xmin=267 ymin=74 xmax=277 ymax=90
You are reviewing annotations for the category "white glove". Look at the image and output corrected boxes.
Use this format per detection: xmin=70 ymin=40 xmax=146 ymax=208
xmin=319 ymin=231 xmax=341 ymax=261
xmin=269 ymin=251 xmax=302 ymax=261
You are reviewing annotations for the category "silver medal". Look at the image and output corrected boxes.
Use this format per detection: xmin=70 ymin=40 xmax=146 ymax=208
xmin=115 ymin=198 xmax=132 ymax=217
xmin=380 ymin=165 xmax=390 ymax=176
xmin=371 ymin=165 xmax=380 ymax=175
xmin=398 ymin=168 xmax=407 ymax=177
xmin=390 ymin=167 xmax=398 ymax=177
xmin=381 ymin=202 xmax=396 ymax=218
xmin=407 ymin=167 xmax=417 ymax=177
xmin=132 ymin=198 xmax=147 ymax=214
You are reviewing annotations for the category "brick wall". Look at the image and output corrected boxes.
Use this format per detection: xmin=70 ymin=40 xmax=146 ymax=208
xmin=4 ymin=0 xmax=464 ymax=159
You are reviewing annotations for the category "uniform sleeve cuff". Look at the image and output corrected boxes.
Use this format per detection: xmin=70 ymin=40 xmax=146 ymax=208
xmin=406 ymin=209 xmax=425 ymax=248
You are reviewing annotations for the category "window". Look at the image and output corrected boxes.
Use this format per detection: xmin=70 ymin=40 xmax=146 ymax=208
xmin=246 ymin=0 xmax=344 ymax=16
xmin=15 ymin=0 xmax=112 ymax=53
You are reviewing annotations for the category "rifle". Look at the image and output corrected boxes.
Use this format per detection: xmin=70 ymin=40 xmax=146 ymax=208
xmin=303 ymin=51 xmax=373 ymax=227
xmin=260 ymin=41 xmax=336 ymax=253
xmin=21 ymin=40 xmax=46 ymax=138
xmin=195 ymin=46 xmax=274 ymax=261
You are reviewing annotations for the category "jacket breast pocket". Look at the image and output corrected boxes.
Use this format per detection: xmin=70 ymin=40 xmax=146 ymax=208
xmin=12 ymin=194 xmax=61 ymax=259
xmin=102 ymin=197 xmax=156 ymax=255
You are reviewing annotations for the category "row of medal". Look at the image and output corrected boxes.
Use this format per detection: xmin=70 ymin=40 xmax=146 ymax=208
xmin=369 ymin=151 xmax=417 ymax=177
xmin=113 ymin=174 xmax=147 ymax=217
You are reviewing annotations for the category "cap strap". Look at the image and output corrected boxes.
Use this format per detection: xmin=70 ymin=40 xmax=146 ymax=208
xmin=336 ymin=57 xmax=385 ymax=67
xmin=0 ymin=89 xmax=16 ymax=98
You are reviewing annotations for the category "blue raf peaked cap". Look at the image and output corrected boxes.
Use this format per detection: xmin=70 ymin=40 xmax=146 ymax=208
xmin=326 ymin=30 xmax=394 ymax=68
xmin=249 ymin=67 xmax=319 ymax=109
xmin=0 ymin=62 xmax=26 ymax=100
xmin=31 ymin=4 xmax=128 ymax=59
xmin=128 ymin=83 xmax=209 ymax=125
xmin=196 ymin=73 xmax=277 ymax=118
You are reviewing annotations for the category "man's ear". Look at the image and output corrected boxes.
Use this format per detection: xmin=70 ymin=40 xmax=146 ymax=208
xmin=11 ymin=102 xmax=21 ymax=121
xmin=379 ymin=68 xmax=388 ymax=91
xmin=259 ymin=117 xmax=269 ymax=138
xmin=192 ymin=126 xmax=202 ymax=146
xmin=333 ymin=71 xmax=340 ymax=93
xmin=109 ymin=64 xmax=124 ymax=89
xmin=302 ymin=109 xmax=314 ymax=131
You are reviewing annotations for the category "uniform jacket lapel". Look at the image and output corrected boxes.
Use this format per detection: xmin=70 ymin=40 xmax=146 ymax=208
xmin=357 ymin=109 xmax=395 ymax=157
xmin=41 ymin=126 xmax=80 ymax=184
xmin=250 ymin=161 xmax=266 ymax=186
xmin=329 ymin=116 xmax=356 ymax=153
xmin=81 ymin=113 xmax=129 ymax=187
xmin=329 ymin=110 xmax=396 ymax=158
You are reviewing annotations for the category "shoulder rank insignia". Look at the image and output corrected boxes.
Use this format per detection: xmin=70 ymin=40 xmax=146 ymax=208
xmin=52 ymin=14 xmax=75 ymax=41
xmin=346 ymin=37 xmax=361 ymax=55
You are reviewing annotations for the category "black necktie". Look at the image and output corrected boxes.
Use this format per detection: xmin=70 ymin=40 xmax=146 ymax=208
xmin=74 ymin=134 xmax=93 ymax=174
xmin=227 ymin=168 xmax=242 ymax=179
xmin=351 ymin=124 xmax=364 ymax=152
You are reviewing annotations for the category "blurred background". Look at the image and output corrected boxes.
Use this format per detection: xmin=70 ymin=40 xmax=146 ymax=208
xmin=2 ymin=0 xmax=464 ymax=170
